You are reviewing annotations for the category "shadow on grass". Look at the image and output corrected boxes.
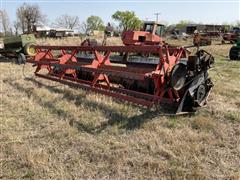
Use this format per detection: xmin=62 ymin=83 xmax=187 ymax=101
xmin=0 ymin=56 xmax=15 ymax=63
xmin=97 ymin=109 xmax=162 ymax=132
xmin=6 ymin=77 xmax=178 ymax=134
xmin=6 ymin=79 xmax=95 ymax=134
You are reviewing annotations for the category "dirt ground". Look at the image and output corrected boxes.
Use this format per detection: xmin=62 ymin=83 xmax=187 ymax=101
xmin=0 ymin=38 xmax=240 ymax=179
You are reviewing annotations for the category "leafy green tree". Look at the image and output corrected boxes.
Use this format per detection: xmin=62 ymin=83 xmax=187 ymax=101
xmin=112 ymin=11 xmax=142 ymax=31
xmin=86 ymin=15 xmax=105 ymax=33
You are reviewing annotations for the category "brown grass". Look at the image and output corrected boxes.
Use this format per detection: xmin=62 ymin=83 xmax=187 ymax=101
xmin=0 ymin=38 xmax=240 ymax=179
xmin=36 ymin=36 xmax=123 ymax=46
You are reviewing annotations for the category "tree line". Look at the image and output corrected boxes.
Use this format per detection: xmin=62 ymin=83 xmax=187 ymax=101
xmin=1 ymin=3 xmax=239 ymax=37
xmin=0 ymin=3 xmax=143 ymax=36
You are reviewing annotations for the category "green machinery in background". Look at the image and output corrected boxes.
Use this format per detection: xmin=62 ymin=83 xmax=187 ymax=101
xmin=0 ymin=34 xmax=37 ymax=64
xmin=229 ymin=40 xmax=240 ymax=60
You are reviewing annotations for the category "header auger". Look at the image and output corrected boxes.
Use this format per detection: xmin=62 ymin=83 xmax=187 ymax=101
xmin=26 ymin=44 xmax=214 ymax=114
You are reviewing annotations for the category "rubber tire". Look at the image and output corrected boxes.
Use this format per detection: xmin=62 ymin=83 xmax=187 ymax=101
xmin=170 ymin=63 xmax=187 ymax=91
xmin=24 ymin=42 xmax=37 ymax=56
xmin=17 ymin=53 xmax=26 ymax=64
xmin=195 ymin=84 xmax=206 ymax=106
xmin=229 ymin=46 xmax=240 ymax=60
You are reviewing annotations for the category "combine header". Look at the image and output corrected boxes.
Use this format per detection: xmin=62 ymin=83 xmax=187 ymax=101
xmin=26 ymin=43 xmax=214 ymax=114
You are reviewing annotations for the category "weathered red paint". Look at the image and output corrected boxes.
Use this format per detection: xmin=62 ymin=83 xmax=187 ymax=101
xmin=27 ymin=45 xmax=188 ymax=108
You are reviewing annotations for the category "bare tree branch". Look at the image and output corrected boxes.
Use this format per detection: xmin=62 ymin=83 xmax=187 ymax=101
xmin=53 ymin=14 xmax=80 ymax=30
xmin=79 ymin=21 xmax=90 ymax=35
xmin=0 ymin=10 xmax=10 ymax=36
xmin=16 ymin=3 xmax=46 ymax=33
xmin=13 ymin=21 xmax=21 ymax=35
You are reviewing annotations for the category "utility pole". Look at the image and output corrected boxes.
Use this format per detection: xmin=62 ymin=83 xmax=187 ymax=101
xmin=154 ymin=12 xmax=161 ymax=22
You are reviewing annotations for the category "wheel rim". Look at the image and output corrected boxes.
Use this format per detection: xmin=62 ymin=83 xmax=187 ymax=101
xmin=26 ymin=43 xmax=37 ymax=56
xmin=170 ymin=64 xmax=187 ymax=91
xmin=196 ymin=84 xmax=206 ymax=106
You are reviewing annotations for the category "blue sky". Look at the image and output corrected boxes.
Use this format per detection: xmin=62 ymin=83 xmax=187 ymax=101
xmin=1 ymin=0 xmax=240 ymax=26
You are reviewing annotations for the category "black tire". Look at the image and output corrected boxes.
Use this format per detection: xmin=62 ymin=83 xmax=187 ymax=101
xmin=170 ymin=63 xmax=187 ymax=91
xmin=229 ymin=46 xmax=240 ymax=60
xmin=195 ymin=84 xmax=207 ymax=106
xmin=17 ymin=53 xmax=26 ymax=64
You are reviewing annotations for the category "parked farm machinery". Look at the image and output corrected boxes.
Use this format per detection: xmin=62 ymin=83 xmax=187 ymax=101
xmin=222 ymin=27 xmax=240 ymax=44
xmin=229 ymin=40 xmax=240 ymax=60
xmin=0 ymin=34 xmax=37 ymax=64
xmin=26 ymin=43 xmax=214 ymax=114
xmin=122 ymin=21 xmax=165 ymax=46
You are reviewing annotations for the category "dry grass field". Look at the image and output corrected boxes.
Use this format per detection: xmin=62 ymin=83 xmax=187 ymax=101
xmin=0 ymin=37 xmax=240 ymax=179
xmin=36 ymin=36 xmax=123 ymax=46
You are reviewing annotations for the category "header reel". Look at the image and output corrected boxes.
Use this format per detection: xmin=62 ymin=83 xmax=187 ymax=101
xmin=27 ymin=44 xmax=214 ymax=114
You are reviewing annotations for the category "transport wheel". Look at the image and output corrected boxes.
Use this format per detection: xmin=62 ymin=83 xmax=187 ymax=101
xmin=17 ymin=53 xmax=26 ymax=64
xmin=195 ymin=84 xmax=206 ymax=106
xmin=229 ymin=46 xmax=240 ymax=60
xmin=24 ymin=43 xmax=37 ymax=56
xmin=170 ymin=63 xmax=187 ymax=91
